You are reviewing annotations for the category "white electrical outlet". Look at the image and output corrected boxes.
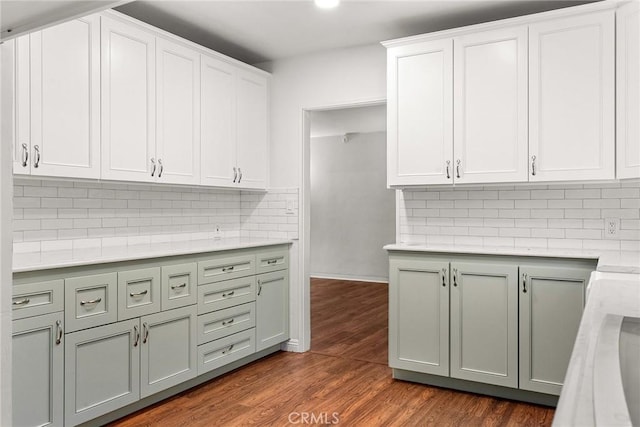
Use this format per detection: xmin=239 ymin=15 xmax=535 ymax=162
xmin=604 ymin=217 xmax=620 ymax=239
xmin=214 ymin=225 xmax=223 ymax=240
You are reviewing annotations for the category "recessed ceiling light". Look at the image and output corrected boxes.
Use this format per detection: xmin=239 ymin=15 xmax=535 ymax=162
xmin=315 ymin=0 xmax=340 ymax=9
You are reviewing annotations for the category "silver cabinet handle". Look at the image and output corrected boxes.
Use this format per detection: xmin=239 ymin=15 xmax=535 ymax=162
xmin=133 ymin=325 xmax=140 ymax=347
xmin=222 ymin=266 xmax=235 ymax=272
xmin=257 ymin=280 xmax=263 ymax=296
xmin=453 ymin=269 xmax=458 ymax=287
xmin=21 ymin=143 xmax=28 ymax=167
xmin=150 ymin=158 xmax=156 ymax=177
xmin=446 ymin=160 xmax=451 ymax=179
xmin=233 ymin=167 xmax=237 ymax=183
xmin=456 ymin=159 xmax=461 ymax=179
xmin=238 ymin=168 xmax=242 ymax=183
xmin=259 ymin=277 xmax=283 ymax=286
xmin=531 ymin=155 xmax=537 ymax=176
xmin=33 ymin=145 xmax=41 ymax=168
xmin=222 ymin=318 xmax=235 ymax=326
xmin=143 ymin=322 xmax=149 ymax=344
xmin=441 ymin=268 xmax=447 ymax=287
xmin=129 ymin=289 xmax=148 ymax=298
xmin=171 ymin=283 xmax=187 ymax=290
xmin=158 ymin=158 xmax=164 ymax=178
xmin=267 ymin=259 xmax=278 ymax=265
xmin=222 ymin=290 xmax=235 ymax=298
xmin=522 ymin=273 xmax=528 ymax=293
xmin=80 ymin=297 xmax=102 ymax=306
xmin=12 ymin=298 xmax=30 ymax=306
xmin=55 ymin=320 xmax=63 ymax=345
xmin=222 ymin=344 xmax=234 ymax=355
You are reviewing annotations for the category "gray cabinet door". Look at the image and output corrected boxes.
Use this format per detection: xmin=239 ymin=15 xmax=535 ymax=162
xmin=519 ymin=264 xmax=589 ymax=395
xmin=140 ymin=306 xmax=197 ymax=398
xmin=255 ymin=270 xmax=289 ymax=351
xmin=389 ymin=256 xmax=449 ymax=375
xmin=13 ymin=312 xmax=63 ymax=427
xmin=118 ymin=267 xmax=161 ymax=320
xmin=65 ymin=318 xmax=140 ymax=426
xmin=450 ymin=261 xmax=518 ymax=388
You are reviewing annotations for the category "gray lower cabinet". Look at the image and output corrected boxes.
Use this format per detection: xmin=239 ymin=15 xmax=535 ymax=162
xmin=12 ymin=312 xmax=64 ymax=427
xmin=140 ymin=306 xmax=197 ymax=398
xmin=388 ymin=257 xmax=449 ymax=376
xmin=256 ymin=269 xmax=289 ymax=351
xmin=450 ymin=261 xmax=518 ymax=388
xmin=65 ymin=318 xmax=140 ymax=426
xmin=519 ymin=265 xmax=590 ymax=395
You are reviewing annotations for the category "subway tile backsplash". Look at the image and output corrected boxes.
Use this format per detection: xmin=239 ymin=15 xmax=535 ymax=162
xmin=13 ymin=177 xmax=298 ymax=252
xmin=399 ymin=180 xmax=640 ymax=252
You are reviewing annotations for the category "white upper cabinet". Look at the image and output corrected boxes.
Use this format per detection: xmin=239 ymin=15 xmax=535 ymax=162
xmin=156 ymin=37 xmax=201 ymax=185
xmin=453 ymin=27 xmax=528 ymax=184
xmin=387 ymin=39 xmax=453 ymax=186
xmin=9 ymin=16 xmax=100 ymax=179
xmin=201 ymin=54 xmax=237 ymax=187
xmin=617 ymin=1 xmax=640 ymax=179
xmin=201 ymin=57 xmax=268 ymax=189
xmin=529 ymin=10 xmax=615 ymax=182
xmin=101 ymin=15 xmax=156 ymax=183
xmin=236 ymin=69 xmax=268 ymax=189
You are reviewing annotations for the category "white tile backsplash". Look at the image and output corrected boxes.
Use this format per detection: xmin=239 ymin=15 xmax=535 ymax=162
xmin=12 ymin=177 xmax=299 ymax=252
xmin=399 ymin=180 xmax=640 ymax=252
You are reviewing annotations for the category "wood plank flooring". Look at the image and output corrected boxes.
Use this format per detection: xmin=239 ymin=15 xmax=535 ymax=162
xmin=110 ymin=278 xmax=555 ymax=426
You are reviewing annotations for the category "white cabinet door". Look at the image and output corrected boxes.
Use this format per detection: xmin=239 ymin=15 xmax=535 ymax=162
xmin=529 ymin=11 xmax=615 ymax=182
xmin=65 ymin=319 xmax=140 ymax=426
xmin=453 ymin=27 xmax=528 ymax=184
xmin=387 ymin=39 xmax=453 ymax=186
xmin=389 ymin=256 xmax=449 ymax=376
xmin=140 ymin=306 xmax=197 ymax=398
xmin=5 ymin=36 xmax=31 ymax=175
xmin=201 ymin=54 xmax=237 ymax=187
xmin=29 ymin=16 xmax=100 ymax=179
xmin=450 ymin=261 xmax=518 ymax=388
xmin=156 ymin=37 xmax=200 ymax=185
xmin=617 ymin=2 xmax=640 ymax=179
xmin=519 ymin=265 xmax=588 ymax=395
xmin=101 ymin=16 xmax=156 ymax=182
xmin=236 ymin=69 xmax=268 ymax=189
xmin=13 ymin=312 xmax=64 ymax=427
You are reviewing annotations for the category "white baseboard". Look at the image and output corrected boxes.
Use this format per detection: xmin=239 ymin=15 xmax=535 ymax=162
xmin=310 ymin=273 xmax=388 ymax=284
xmin=281 ymin=339 xmax=301 ymax=353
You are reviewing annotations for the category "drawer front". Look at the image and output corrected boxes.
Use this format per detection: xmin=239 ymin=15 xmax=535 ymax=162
xmin=198 ymin=254 xmax=255 ymax=285
xmin=118 ymin=267 xmax=161 ymax=321
xmin=256 ymin=248 xmax=289 ymax=274
xmin=197 ymin=302 xmax=256 ymax=345
xmin=198 ymin=276 xmax=256 ymax=315
xmin=197 ymin=328 xmax=255 ymax=375
xmin=65 ymin=273 xmax=117 ymax=333
xmin=162 ymin=263 xmax=197 ymax=311
xmin=12 ymin=280 xmax=64 ymax=320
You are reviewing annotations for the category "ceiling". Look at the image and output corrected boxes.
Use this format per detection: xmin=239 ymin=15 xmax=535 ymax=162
xmin=310 ymin=104 xmax=386 ymax=138
xmin=116 ymin=0 xmax=595 ymax=65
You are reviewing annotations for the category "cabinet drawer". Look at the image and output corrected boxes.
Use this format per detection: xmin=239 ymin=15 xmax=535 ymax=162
xmin=118 ymin=267 xmax=161 ymax=320
xmin=198 ymin=253 xmax=255 ymax=284
xmin=65 ymin=273 xmax=117 ymax=333
xmin=256 ymin=248 xmax=289 ymax=274
xmin=197 ymin=328 xmax=255 ymax=375
xmin=198 ymin=276 xmax=256 ymax=315
xmin=12 ymin=280 xmax=64 ymax=320
xmin=162 ymin=263 xmax=197 ymax=311
xmin=198 ymin=302 xmax=256 ymax=345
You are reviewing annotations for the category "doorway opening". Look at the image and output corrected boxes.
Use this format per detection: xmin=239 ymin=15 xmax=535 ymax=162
xmin=304 ymin=102 xmax=394 ymax=364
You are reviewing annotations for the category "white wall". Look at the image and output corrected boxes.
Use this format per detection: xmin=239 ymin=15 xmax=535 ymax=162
xmin=259 ymin=43 xmax=387 ymax=352
xmin=310 ymin=132 xmax=394 ymax=282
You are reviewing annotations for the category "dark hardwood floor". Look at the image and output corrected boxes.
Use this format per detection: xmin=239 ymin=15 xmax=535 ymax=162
xmin=110 ymin=278 xmax=555 ymax=426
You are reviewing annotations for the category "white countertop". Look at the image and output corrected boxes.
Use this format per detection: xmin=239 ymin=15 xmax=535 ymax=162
xmin=13 ymin=237 xmax=292 ymax=273
xmin=553 ymin=271 xmax=640 ymax=426
xmin=384 ymin=243 xmax=640 ymax=274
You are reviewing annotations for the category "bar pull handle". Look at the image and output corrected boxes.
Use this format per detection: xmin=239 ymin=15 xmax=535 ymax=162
xmin=531 ymin=156 xmax=537 ymax=176
xmin=150 ymin=158 xmax=156 ymax=177
xmin=133 ymin=325 xmax=140 ymax=347
xmin=453 ymin=269 xmax=458 ymax=287
xmin=441 ymin=268 xmax=447 ymax=287
xmin=446 ymin=160 xmax=451 ymax=179
xmin=158 ymin=158 xmax=164 ymax=178
xmin=522 ymin=274 xmax=528 ymax=293
xmin=222 ymin=266 xmax=235 ymax=272
xmin=222 ymin=290 xmax=235 ymax=298
xmin=33 ymin=145 xmax=41 ymax=168
xmin=143 ymin=322 xmax=149 ymax=344
xmin=21 ymin=143 xmax=29 ymax=167
xmin=55 ymin=320 xmax=63 ymax=345
xmin=222 ymin=318 xmax=235 ymax=326
xmin=171 ymin=283 xmax=187 ymax=290
xmin=456 ymin=159 xmax=461 ymax=179
xmin=13 ymin=298 xmax=30 ymax=306
xmin=129 ymin=289 xmax=148 ymax=298
xmin=233 ymin=167 xmax=237 ymax=183
xmin=222 ymin=344 xmax=234 ymax=354
xmin=80 ymin=297 xmax=102 ymax=306
xmin=238 ymin=168 xmax=242 ymax=183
